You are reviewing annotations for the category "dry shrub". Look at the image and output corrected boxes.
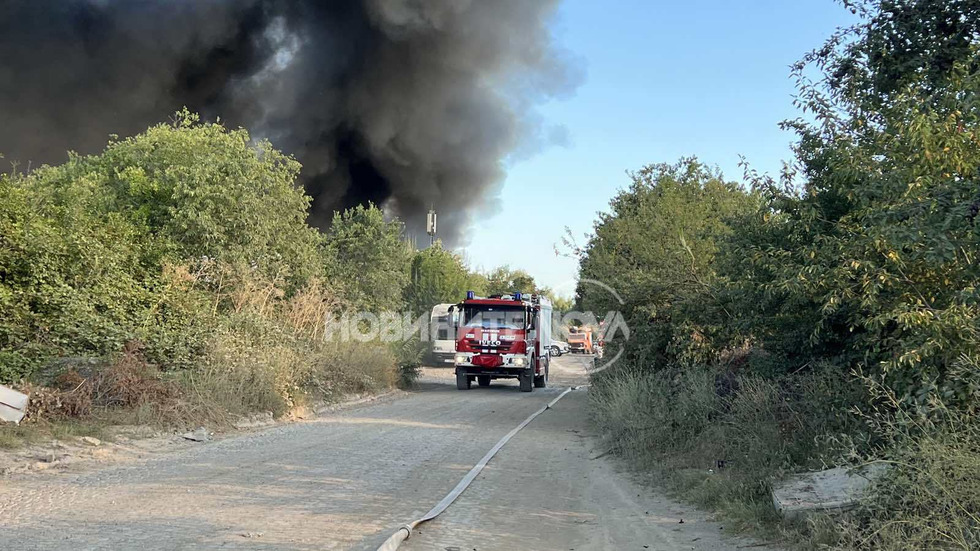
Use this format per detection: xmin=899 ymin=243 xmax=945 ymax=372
xmin=16 ymin=262 xmax=393 ymax=430
xmin=837 ymin=423 xmax=980 ymax=550
xmin=281 ymin=278 xmax=344 ymax=340
xmin=21 ymin=375 xmax=92 ymax=422
xmin=186 ymin=265 xmax=392 ymax=411
xmin=52 ymin=370 xmax=94 ymax=417
xmin=91 ymin=341 xmax=177 ymax=409
xmin=310 ymin=340 xmax=398 ymax=397
xmin=202 ymin=261 xmax=286 ymax=318
xmin=21 ymin=341 xmax=178 ymax=423
xmin=191 ymin=315 xmax=316 ymax=417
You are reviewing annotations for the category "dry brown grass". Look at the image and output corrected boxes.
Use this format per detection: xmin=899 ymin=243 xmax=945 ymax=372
xmin=19 ymin=341 xmax=180 ymax=423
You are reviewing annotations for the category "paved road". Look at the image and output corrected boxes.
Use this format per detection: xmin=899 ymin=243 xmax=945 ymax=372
xmin=0 ymin=356 xmax=776 ymax=550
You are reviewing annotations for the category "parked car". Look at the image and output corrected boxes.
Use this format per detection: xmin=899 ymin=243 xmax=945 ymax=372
xmin=550 ymin=341 xmax=570 ymax=356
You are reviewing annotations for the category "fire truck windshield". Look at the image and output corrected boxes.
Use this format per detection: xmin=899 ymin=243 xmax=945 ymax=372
xmin=462 ymin=306 xmax=526 ymax=330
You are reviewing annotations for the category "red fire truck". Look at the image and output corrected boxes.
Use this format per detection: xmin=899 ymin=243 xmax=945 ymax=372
xmin=452 ymin=292 xmax=552 ymax=392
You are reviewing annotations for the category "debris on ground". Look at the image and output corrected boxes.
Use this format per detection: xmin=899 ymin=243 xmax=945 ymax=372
xmin=81 ymin=436 xmax=101 ymax=447
xmin=180 ymin=427 xmax=212 ymax=442
xmin=35 ymin=452 xmax=57 ymax=463
xmin=772 ymin=462 xmax=890 ymax=520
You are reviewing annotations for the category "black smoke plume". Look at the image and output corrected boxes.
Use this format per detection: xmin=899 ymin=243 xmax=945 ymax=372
xmin=0 ymin=0 xmax=577 ymax=242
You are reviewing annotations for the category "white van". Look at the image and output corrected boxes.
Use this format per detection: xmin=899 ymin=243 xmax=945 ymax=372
xmin=429 ymin=303 xmax=457 ymax=365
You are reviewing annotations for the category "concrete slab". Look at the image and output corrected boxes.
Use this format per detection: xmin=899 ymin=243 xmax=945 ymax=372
xmin=0 ymin=384 xmax=28 ymax=411
xmin=180 ymin=427 xmax=212 ymax=442
xmin=773 ymin=462 xmax=890 ymax=520
xmin=0 ymin=385 xmax=29 ymax=424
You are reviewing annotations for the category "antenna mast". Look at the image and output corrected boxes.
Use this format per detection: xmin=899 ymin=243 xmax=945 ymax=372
xmin=426 ymin=208 xmax=437 ymax=246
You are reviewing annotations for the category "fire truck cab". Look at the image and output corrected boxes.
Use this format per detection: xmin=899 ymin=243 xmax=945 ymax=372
xmin=452 ymin=292 xmax=552 ymax=392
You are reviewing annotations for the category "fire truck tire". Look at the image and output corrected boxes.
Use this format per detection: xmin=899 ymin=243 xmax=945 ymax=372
xmin=477 ymin=376 xmax=491 ymax=387
xmin=534 ymin=367 xmax=548 ymax=388
xmin=519 ymin=374 xmax=533 ymax=392
xmin=456 ymin=373 xmax=471 ymax=390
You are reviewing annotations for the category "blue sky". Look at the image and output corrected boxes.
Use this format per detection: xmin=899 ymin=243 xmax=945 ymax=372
xmin=461 ymin=0 xmax=856 ymax=297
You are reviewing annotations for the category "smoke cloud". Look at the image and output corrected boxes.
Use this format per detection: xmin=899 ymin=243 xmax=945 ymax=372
xmin=0 ymin=0 xmax=578 ymax=243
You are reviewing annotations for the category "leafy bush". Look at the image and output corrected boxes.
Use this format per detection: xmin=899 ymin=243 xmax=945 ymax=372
xmin=0 ymin=112 xmax=324 ymax=381
xmin=720 ymin=0 xmax=980 ymax=408
xmin=92 ymin=109 xmax=323 ymax=287
xmin=0 ymin=162 xmax=150 ymax=378
xmin=576 ymin=158 xmax=755 ymax=371
xmin=392 ymin=336 xmax=426 ymax=389
xmin=1 ymin=112 xmax=408 ymax=434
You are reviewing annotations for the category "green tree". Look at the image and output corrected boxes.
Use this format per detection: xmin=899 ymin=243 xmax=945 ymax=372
xmin=0 ymin=111 xmax=328 ymax=380
xmin=483 ymin=266 xmax=537 ymax=296
xmin=726 ymin=0 xmax=980 ymax=406
xmin=465 ymin=269 xmax=490 ymax=297
xmin=404 ymin=241 xmax=471 ymax=316
xmin=90 ymin=109 xmax=320 ymax=286
xmin=576 ymin=158 xmax=755 ymax=369
xmin=322 ymin=203 xmax=412 ymax=312
xmin=539 ymin=287 xmax=574 ymax=314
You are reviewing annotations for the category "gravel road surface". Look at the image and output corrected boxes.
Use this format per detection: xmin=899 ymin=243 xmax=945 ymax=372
xmin=0 ymin=355 xmax=777 ymax=550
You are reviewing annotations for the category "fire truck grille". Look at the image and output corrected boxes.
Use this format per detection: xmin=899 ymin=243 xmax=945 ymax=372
xmin=465 ymin=340 xmax=515 ymax=353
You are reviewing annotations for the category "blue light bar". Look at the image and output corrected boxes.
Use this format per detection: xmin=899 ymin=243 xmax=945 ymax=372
xmin=514 ymin=292 xmax=522 ymax=301
xmin=466 ymin=291 xmax=475 ymax=299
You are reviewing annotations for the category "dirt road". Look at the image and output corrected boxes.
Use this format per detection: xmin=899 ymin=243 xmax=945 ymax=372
xmin=0 ymin=356 xmax=777 ymax=550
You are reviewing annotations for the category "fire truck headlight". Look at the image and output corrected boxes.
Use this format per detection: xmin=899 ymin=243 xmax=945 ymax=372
xmin=512 ymin=357 xmax=526 ymax=367
xmin=455 ymin=354 xmax=467 ymax=365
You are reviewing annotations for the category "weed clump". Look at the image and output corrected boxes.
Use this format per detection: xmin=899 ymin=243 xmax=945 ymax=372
xmin=833 ymin=375 xmax=980 ymax=551
xmin=590 ymin=364 xmax=870 ymax=534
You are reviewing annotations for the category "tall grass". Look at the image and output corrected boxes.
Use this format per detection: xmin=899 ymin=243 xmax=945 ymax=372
xmin=834 ymin=368 xmax=980 ymax=551
xmin=590 ymin=364 xmax=868 ymax=534
xmin=175 ymin=264 xmax=401 ymax=422
xmin=592 ymin=361 xmax=980 ymax=550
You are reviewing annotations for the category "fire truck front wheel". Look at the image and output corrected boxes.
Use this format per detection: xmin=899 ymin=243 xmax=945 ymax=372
xmin=456 ymin=372 xmax=472 ymax=390
xmin=534 ymin=364 xmax=548 ymax=388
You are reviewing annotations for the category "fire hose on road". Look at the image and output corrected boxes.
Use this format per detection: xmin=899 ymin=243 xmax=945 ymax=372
xmin=375 ymin=385 xmax=584 ymax=551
